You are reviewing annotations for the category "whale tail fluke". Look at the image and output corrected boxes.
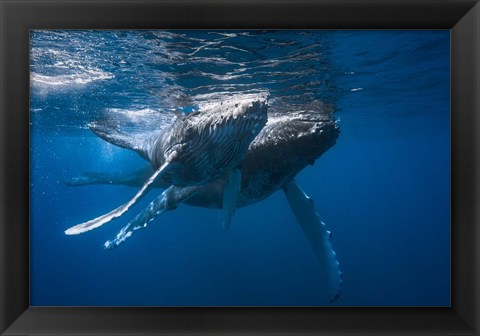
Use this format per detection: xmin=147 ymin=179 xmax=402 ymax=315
xmin=62 ymin=165 xmax=158 ymax=188
xmin=62 ymin=172 xmax=106 ymax=186
xmin=88 ymin=122 xmax=156 ymax=160
xmin=283 ymin=180 xmax=342 ymax=302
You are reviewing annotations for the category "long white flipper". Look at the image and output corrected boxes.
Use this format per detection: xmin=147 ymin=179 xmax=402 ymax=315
xmin=283 ymin=180 xmax=342 ymax=302
xmin=65 ymin=161 xmax=171 ymax=235
xmin=222 ymin=168 xmax=241 ymax=231
xmin=104 ymin=185 xmax=202 ymax=249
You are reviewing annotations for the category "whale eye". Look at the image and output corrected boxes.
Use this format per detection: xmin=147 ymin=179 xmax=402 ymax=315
xmin=185 ymin=125 xmax=194 ymax=136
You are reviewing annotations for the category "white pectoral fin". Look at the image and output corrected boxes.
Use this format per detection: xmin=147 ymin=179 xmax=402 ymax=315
xmin=283 ymin=180 xmax=342 ymax=302
xmin=104 ymin=185 xmax=203 ymax=250
xmin=65 ymin=161 xmax=171 ymax=235
xmin=222 ymin=168 xmax=241 ymax=231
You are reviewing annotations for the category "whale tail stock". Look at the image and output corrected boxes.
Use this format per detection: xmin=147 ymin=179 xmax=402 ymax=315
xmin=62 ymin=165 xmax=155 ymax=187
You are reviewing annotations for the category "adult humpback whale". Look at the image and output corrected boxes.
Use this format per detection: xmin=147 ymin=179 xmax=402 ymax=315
xmin=64 ymin=97 xmax=342 ymax=301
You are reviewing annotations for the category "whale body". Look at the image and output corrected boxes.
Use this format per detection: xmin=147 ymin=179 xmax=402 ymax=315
xmin=65 ymin=96 xmax=267 ymax=235
xmin=64 ymin=97 xmax=343 ymax=301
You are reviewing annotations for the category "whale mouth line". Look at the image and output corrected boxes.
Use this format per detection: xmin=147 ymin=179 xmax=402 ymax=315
xmin=163 ymin=142 xmax=183 ymax=158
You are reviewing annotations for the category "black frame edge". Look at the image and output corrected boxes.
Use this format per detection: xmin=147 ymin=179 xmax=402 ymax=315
xmin=1 ymin=307 xmax=476 ymax=335
xmin=0 ymin=0 xmax=4 ymax=334
xmin=1 ymin=0 xmax=479 ymax=335
xmin=0 ymin=0 xmax=478 ymax=29
xmin=451 ymin=2 xmax=480 ymax=333
xmin=0 ymin=1 xmax=29 ymax=332
xmin=1 ymin=1 xmax=30 ymax=334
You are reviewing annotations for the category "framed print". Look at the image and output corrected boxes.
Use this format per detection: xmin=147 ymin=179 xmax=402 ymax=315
xmin=28 ymin=29 xmax=451 ymax=307
xmin=1 ymin=0 xmax=479 ymax=335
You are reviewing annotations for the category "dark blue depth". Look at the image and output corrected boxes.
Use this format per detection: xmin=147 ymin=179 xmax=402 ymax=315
xmin=30 ymin=30 xmax=450 ymax=306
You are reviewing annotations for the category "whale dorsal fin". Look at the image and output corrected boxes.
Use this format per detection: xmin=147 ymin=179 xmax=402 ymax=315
xmin=283 ymin=180 xmax=342 ymax=302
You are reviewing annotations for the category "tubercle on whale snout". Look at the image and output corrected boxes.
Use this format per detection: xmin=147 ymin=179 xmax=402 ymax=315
xmin=260 ymin=118 xmax=339 ymax=165
xmin=183 ymin=98 xmax=268 ymax=138
xmin=179 ymin=99 xmax=268 ymax=159
xmin=205 ymin=99 xmax=268 ymax=126
xmin=303 ymin=121 xmax=339 ymax=163
xmin=150 ymin=98 xmax=269 ymax=186
xmin=151 ymin=99 xmax=267 ymax=164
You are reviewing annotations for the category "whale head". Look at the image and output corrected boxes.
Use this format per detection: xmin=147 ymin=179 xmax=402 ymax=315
xmin=229 ymin=105 xmax=339 ymax=204
xmin=248 ymin=105 xmax=339 ymax=165
xmin=280 ymin=111 xmax=339 ymax=164
xmin=154 ymin=96 xmax=268 ymax=187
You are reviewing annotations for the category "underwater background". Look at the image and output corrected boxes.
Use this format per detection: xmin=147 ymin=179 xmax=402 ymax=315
xmin=30 ymin=30 xmax=450 ymax=306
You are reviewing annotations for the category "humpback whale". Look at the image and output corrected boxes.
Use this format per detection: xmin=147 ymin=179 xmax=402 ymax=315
xmin=65 ymin=97 xmax=267 ymax=235
xmin=64 ymin=97 xmax=343 ymax=301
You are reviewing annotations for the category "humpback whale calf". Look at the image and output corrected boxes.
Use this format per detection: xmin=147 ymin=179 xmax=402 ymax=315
xmin=64 ymin=97 xmax=343 ymax=301
xmin=65 ymin=97 xmax=268 ymax=235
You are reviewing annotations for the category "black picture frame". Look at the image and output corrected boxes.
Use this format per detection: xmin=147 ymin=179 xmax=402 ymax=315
xmin=1 ymin=0 xmax=479 ymax=335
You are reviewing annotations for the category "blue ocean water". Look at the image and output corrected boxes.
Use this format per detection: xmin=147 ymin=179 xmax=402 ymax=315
xmin=30 ymin=30 xmax=450 ymax=306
